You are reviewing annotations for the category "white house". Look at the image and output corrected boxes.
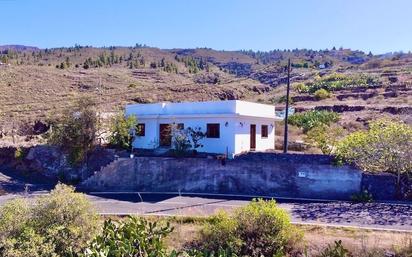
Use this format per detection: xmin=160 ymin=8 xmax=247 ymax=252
xmin=125 ymin=100 xmax=280 ymax=158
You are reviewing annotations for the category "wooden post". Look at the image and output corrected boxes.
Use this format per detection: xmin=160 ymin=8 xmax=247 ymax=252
xmin=283 ymin=59 xmax=291 ymax=153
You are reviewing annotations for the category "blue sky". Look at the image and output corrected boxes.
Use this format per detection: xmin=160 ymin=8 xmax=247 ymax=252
xmin=1 ymin=0 xmax=411 ymax=54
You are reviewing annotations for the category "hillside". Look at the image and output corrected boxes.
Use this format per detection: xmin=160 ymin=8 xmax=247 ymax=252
xmin=0 ymin=45 xmax=411 ymax=149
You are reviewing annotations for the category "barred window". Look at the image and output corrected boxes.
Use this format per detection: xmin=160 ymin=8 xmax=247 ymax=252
xmin=206 ymin=123 xmax=220 ymax=138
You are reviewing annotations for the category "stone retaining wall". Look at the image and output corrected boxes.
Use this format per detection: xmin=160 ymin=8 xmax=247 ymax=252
xmin=81 ymin=154 xmax=374 ymax=200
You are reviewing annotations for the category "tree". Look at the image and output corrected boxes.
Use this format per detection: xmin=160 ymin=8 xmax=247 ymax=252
xmin=336 ymin=120 xmax=412 ymax=196
xmin=108 ymin=112 xmax=137 ymax=150
xmin=171 ymin=125 xmax=191 ymax=155
xmin=0 ymin=184 xmax=99 ymax=256
xmin=48 ymin=98 xmax=100 ymax=164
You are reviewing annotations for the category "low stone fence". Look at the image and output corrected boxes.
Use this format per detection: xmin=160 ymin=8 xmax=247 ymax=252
xmin=80 ymin=153 xmax=399 ymax=200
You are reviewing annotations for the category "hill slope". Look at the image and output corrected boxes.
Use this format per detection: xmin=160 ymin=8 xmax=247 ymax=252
xmin=0 ymin=45 xmax=411 ymax=148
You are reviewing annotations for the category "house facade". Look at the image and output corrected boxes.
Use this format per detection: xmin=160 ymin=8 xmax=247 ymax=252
xmin=125 ymin=100 xmax=279 ymax=157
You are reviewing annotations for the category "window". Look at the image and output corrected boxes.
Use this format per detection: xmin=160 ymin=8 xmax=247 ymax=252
xmin=261 ymin=125 xmax=268 ymax=138
xmin=136 ymin=123 xmax=145 ymax=136
xmin=206 ymin=123 xmax=220 ymax=138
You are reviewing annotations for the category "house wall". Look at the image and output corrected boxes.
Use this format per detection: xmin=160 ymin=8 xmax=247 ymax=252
xmin=126 ymin=100 xmax=278 ymax=156
xmin=132 ymin=116 xmax=237 ymax=155
xmin=234 ymin=117 xmax=275 ymax=154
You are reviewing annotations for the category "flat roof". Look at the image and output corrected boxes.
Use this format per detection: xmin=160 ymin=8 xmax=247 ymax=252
xmin=125 ymin=100 xmax=277 ymax=119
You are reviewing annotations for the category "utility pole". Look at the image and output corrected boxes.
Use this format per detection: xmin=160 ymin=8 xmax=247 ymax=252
xmin=283 ymin=59 xmax=291 ymax=153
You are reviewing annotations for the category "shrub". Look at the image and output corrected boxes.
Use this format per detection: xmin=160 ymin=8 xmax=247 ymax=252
xmin=83 ymin=216 xmax=173 ymax=257
xmin=350 ymin=190 xmax=373 ymax=203
xmin=0 ymin=184 xmax=99 ymax=256
xmin=198 ymin=199 xmax=302 ymax=257
xmin=306 ymin=124 xmax=344 ymax=154
xmin=128 ymin=83 xmax=138 ymax=88
xmin=199 ymin=211 xmax=241 ymax=254
xmin=172 ymin=125 xmax=192 ymax=156
xmin=336 ymin=119 xmax=412 ymax=196
xmin=314 ymin=88 xmax=331 ymax=100
xmin=293 ymin=83 xmax=309 ymax=93
xmin=278 ymin=95 xmax=294 ymax=104
xmin=288 ymin=110 xmax=340 ymax=132
xmin=47 ymin=98 xmax=100 ymax=164
xmin=318 ymin=240 xmax=351 ymax=257
xmin=14 ymin=147 xmax=25 ymax=160
xmin=108 ymin=112 xmax=137 ymax=150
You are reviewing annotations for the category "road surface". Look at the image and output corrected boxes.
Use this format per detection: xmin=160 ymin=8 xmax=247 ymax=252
xmin=1 ymin=191 xmax=411 ymax=232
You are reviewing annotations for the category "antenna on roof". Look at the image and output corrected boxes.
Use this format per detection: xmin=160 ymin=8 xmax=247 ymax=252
xmin=283 ymin=59 xmax=291 ymax=154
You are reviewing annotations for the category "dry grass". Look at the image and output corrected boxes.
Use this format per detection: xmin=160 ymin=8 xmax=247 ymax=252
xmin=162 ymin=218 xmax=412 ymax=256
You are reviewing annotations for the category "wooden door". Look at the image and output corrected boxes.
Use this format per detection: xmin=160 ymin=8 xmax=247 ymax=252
xmin=159 ymin=124 xmax=172 ymax=147
xmin=250 ymin=124 xmax=256 ymax=150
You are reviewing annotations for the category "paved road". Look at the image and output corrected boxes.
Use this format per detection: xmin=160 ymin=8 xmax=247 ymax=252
xmin=2 ymin=192 xmax=411 ymax=231
xmin=88 ymin=193 xmax=412 ymax=231
xmin=2 ymin=166 xmax=411 ymax=231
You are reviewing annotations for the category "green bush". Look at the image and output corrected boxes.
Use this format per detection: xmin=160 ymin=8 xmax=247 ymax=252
xmin=83 ymin=216 xmax=173 ymax=257
xmin=314 ymin=88 xmax=331 ymax=100
xmin=293 ymin=83 xmax=309 ymax=93
xmin=318 ymin=240 xmax=351 ymax=257
xmin=108 ymin=112 xmax=138 ymax=150
xmin=336 ymin=119 xmax=412 ymax=196
xmin=47 ymin=98 xmax=100 ymax=164
xmin=198 ymin=199 xmax=302 ymax=257
xmin=198 ymin=211 xmax=241 ymax=254
xmin=306 ymin=124 xmax=344 ymax=154
xmin=0 ymin=184 xmax=99 ymax=256
xmin=288 ymin=110 xmax=340 ymax=132
xmin=350 ymin=190 xmax=373 ymax=203
xmin=14 ymin=147 xmax=25 ymax=160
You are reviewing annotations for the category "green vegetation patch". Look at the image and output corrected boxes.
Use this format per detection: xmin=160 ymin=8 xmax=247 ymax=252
xmin=288 ymin=110 xmax=340 ymax=132
xmin=305 ymin=73 xmax=379 ymax=93
xmin=336 ymin=120 xmax=412 ymax=193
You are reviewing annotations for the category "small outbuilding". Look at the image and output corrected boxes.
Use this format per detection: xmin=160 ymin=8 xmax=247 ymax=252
xmin=125 ymin=100 xmax=279 ymax=158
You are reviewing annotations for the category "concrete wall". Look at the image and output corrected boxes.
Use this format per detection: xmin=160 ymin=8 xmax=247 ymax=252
xmin=132 ymin=116 xmax=276 ymax=157
xmin=132 ymin=116 xmax=237 ymax=155
xmin=126 ymin=100 xmax=278 ymax=156
xmin=235 ymin=117 xmax=275 ymax=153
xmin=81 ymin=154 xmax=365 ymax=200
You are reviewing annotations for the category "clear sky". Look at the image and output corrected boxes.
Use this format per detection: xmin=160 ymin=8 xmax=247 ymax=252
xmin=1 ymin=0 xmax=411 ymax=54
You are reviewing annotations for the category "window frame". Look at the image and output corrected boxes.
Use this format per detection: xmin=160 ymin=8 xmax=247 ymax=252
xmin=206 ymin=123 xmax=220 ymax=138
xmin=136 ymin=123 xmax=145 ymax=136
xmin=261 ymin=124 xmax=268 ymax=138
